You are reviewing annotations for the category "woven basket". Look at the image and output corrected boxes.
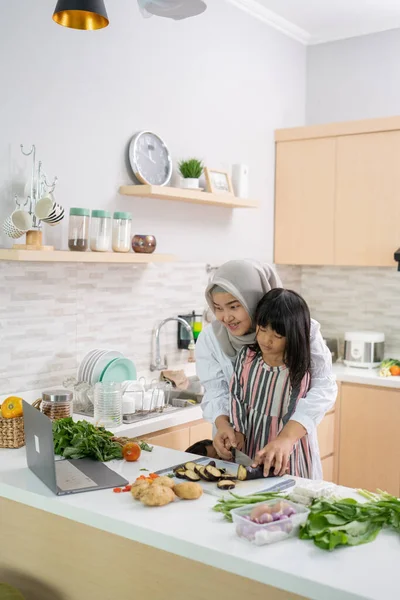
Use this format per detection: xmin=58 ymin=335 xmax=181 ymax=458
xmin=0 ymin=414 xmax=25 ymax=449
xmin=0 ymin=399 xmax=42 ymax=449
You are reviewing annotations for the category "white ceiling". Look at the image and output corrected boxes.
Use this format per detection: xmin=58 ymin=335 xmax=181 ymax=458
xmin=228 ymin=0 xmax=400 ymax=45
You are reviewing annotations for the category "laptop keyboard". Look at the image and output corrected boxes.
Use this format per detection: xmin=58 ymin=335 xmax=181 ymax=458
xmin=55 ymin=460 xmax=98 ymax=491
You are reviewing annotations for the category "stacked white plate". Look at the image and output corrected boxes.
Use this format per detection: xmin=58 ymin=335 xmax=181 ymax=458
xmin=78 ymin=349 xmax=124 ymax=386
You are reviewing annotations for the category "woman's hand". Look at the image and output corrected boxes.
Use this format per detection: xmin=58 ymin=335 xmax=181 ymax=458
xmin=213 ymin=416 xmax=237 ymax=460
xmin=252 ymin=438 xmax=293 ymax=477
xmin=235 ymin=431 xmax=245 ymax=451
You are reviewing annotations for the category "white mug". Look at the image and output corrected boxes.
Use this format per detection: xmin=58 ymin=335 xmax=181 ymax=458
xmin=35 ymin=195 xmax=64 ymax=225
xmin=2 ymin=210 xmax=33 ymax=239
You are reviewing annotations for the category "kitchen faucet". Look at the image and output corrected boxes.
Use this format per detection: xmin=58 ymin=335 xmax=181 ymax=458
xmin=150 ymin=317 xmax=195 ymax=371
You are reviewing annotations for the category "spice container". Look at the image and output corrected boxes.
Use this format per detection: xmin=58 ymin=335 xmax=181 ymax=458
xmin=90 ymin=210 xmax=111 ymax=252
xmin=112 ymin=212 xmax=132 ymax=253
xmin=41 ymin=389 xmax=73 ymax=421
xmin=68 ymin=207 xmax=90 ymax=252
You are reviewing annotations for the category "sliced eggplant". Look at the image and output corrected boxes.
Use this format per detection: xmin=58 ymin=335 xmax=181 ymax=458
xmin=207 ymin=461 xmax=216 ymax=468
xmin=195 ymin=465 xmax=212 ymax=481
xmin=205 ymin=465 xmax=223 ymax=481
xmin=184 ymin=462 xmax=198 ymax=471
xmin=174 ymin=468 xmax=187 ymax=479
xmin=219 ymin=472 xmax=237 ymax=481
xmin=184 ymin=469 xmax=201 ymax=481
xmin=217 ymin=480 xmax=236 ymax=490
xmin=237 ymin=464 xmax=275 ymax=481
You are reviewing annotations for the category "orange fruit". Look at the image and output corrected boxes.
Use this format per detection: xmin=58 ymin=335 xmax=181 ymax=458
xmin=389 ymin=365 xmax=400 ymax=376
xmin=122 ymin=442 xmax=141 ymax=462
xmin=1 ymin=396 xmax=23 ymax=419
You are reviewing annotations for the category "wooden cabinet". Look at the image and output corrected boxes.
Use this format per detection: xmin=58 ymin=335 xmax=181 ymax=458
xmin=338 ymin=383 xmax=400 ymax=495
xmin=143 ymin=428 xmax=190 ymax=452
xmin=142 ymin=419 xmax=212 ymax=452
xmin=321 ymin=456 xmax=334 ymax=482
xmin=335 ymin=132 xmax=400 ymax=266
xmin=317 ymin=411 xmax=335 ymax=459
xmin=275 ymin=116 xmax=400 ymax=267
xmin=274 ymin=138 xmax=336 ymax=265
xmin=189 ymin=421 xmax=213 ymax=445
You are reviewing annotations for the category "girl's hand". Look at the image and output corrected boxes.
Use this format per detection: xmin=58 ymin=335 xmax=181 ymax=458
xmin=252 ymin=438 xmax=293 ymax=477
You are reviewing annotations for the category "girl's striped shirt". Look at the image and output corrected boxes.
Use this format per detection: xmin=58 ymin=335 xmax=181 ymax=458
xmin=230 ymin=347 xmax=312 ymax=478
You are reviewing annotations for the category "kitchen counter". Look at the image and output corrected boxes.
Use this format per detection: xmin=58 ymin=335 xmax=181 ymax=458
xmin=74 ymin=403 xmax=204 ymax=437
xmin=333 ymin=363 xmax=400 ymax=389
xmin=0 ymin=446 xmax=399 ymax=600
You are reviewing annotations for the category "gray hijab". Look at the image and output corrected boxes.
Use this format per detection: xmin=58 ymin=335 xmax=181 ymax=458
xmin=205 ymin=260 xmax=282 ymax=360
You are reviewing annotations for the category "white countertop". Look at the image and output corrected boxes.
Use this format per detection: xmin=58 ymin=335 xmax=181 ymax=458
xmin=333 ymin=363 xmax=400 ymax=389
xmin=74 ymin=404 xmax=204 ymax=438
xmin=0 ymin=446 xmax=398 ymax=600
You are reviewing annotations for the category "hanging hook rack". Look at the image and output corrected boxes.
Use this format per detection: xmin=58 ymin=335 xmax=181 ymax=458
xmin=8 ymin=144 xmax=60 ymax=251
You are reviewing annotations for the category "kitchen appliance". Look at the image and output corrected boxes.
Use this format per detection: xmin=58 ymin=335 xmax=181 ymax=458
xmin=344 ymin=331 xmax=385 ymax=369
xmin=323 ymin=338 xmax=339 ymax=363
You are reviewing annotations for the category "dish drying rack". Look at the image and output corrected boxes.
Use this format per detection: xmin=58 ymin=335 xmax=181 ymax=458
xmin=65 ymin=377 xmax=184 ymax=422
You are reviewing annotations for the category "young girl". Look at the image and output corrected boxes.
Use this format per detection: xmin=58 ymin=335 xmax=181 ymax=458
xmin=230 ymin=288 xmax=312 ymax=479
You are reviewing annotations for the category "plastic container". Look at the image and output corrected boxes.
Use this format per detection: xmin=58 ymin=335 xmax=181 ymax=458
xmin=231 ymin=499 xmax=309 ymax=546
xmin=94 ymin=382 xmax=122 ymax=427
xmin=41 ymin=390 xmax=73 ymax=421
xmin=112 ymin=212 xmax=132 ymax=253
xmin=68 ymin=208 xmax=90 ymax=252
xmin=90 ymin=210 xmax=111 ymax=252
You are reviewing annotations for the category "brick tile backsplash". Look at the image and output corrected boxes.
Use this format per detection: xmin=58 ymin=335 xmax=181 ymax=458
xmin=0 ymin=260 xmax=398 ymax=396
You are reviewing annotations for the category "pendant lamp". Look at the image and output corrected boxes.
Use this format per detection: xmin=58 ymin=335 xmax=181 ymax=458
xmin=53 ymin=0 xmax=109 ymax=30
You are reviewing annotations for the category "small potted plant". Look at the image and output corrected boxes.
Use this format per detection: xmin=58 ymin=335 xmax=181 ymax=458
xmin=178 ymin=158 xmax=204 ymax=189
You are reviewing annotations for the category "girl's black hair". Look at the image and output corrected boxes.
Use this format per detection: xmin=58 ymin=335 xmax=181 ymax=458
xmin=252 ymin=288 xmax=311 ymax=389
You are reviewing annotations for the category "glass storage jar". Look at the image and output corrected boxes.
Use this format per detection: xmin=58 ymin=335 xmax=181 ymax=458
xmin=41 ymin=389 xmax=73 ymax=421
xmin=112 ymin=212 xmax=132 ymax=253
xmin=90 ymin=210 xmax=112 ymax=252
xmin=68 ymin=207 xmax=90 ymax=252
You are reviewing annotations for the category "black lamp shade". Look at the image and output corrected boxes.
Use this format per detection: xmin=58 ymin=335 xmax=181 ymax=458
xmin=53 ymin=0 xmax=109 ymax=30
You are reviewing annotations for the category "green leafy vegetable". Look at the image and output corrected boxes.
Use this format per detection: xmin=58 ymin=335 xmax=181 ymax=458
xmin=300 ymin=490 xmax=400 ymax=551
xmin=140 ymin=468 xmax=149 ymax=472
xmin=138 ymin=440 xmax=153 ymax=453
xmin=52 ymin=418 xmax=123 ymax=462
xmin=379 ymin=358 xmax=400 ymax=377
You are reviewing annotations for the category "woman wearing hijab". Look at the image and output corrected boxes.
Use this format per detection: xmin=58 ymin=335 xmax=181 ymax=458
xmin=195 ymin=259 xmax=337 ymax=479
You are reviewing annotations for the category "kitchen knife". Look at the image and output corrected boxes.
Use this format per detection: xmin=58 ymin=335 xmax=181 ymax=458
xmin=230 ymin=447 xmax=253 ymax=467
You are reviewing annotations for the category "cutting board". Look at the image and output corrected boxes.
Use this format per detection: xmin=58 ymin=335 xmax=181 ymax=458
xmin=155 ymin=457 xmax=295 ymax=499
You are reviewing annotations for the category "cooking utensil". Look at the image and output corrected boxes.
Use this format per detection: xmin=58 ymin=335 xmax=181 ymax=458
xmin=231 ymin=447 xmax=253 ymax=467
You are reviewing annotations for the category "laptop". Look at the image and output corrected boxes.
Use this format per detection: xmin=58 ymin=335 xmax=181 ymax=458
xmin=23 ymin=400 xmax=128 ymax=495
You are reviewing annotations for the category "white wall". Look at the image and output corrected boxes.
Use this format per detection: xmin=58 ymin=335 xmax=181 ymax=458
xmin=0 ymin=1 xmax=306 ymax=398
xmin=306 ymin=28 xmax=400 ymax=124
xmin=0 ymin=0 xmax=306 ymax=262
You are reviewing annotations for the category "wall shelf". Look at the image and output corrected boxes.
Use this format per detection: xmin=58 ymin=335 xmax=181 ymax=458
xmin=119 ymin=184 xmax=258 ymax=209
xmin=0 ymin=249 xmax=174 ymax=263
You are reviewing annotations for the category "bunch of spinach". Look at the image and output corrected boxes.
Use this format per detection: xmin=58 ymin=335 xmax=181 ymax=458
xmin=52 ymin=418 xmax=123 ymax=462
xmin=300 ymin=490 xmax=400 ymax=551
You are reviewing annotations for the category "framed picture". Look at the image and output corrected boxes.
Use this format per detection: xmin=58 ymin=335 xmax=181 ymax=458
xmin=204 ymin=168 xmax=234 ymax=195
